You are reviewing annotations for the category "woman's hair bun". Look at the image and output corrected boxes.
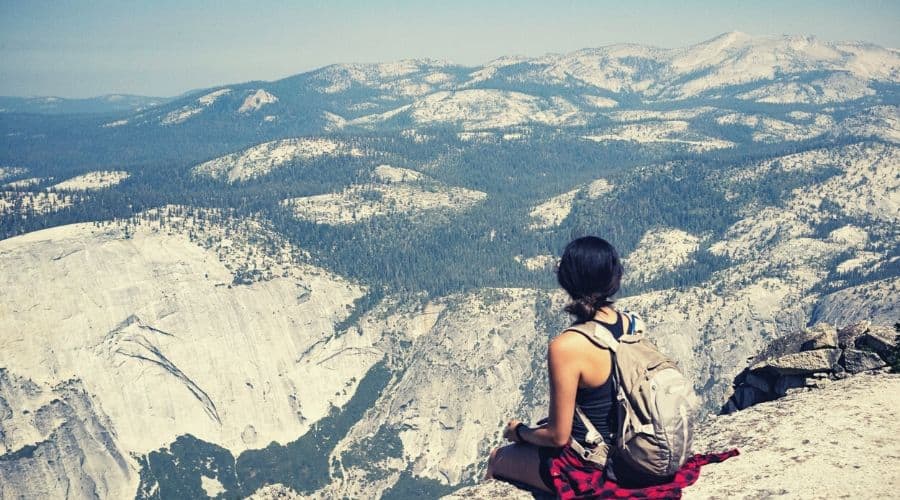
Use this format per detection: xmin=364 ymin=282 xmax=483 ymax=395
xmin=564 ymin=293 xmax=609 ymax=323
xmin=557 ymin=236 xmax=623 ymax=323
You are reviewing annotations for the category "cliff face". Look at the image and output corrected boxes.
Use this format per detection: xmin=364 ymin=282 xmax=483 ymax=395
xmin=0 ymin=369 xmax=136 ymax=499
xmin=444 ymin=372 xmax=900 ymax=499
xmin=0 ymin=219 xmax=372 ymax=459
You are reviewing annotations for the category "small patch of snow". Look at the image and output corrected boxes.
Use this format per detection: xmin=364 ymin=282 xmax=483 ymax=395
xmin=738 ymin=73 xmax=876 ymax=104
xmin=161 ymin=88 xmax=232 ymax=125
xmin=355 ymin=89 xmax=589 ymax=130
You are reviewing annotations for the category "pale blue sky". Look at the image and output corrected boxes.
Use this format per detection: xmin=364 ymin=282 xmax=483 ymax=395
xmin=2 ymin=0 xmax=898 ymax=98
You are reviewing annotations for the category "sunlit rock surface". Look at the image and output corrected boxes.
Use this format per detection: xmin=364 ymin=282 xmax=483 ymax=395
xmin=442 ymin=373 xmax=900 ymax=499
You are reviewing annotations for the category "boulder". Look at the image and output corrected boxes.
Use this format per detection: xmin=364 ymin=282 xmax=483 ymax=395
xmin=837 ymin=321 xmax=871 ymax=349
xmin=751 ymin=348 xmax=841 ymax=375
xmin=855 ymin=325 xmax=897 ymax=358
xmin=840 ymin=349 xmax=887 ymax=373
xmin=799 ymin=323 xmax=838 ymax=350
xmin=749 ymin=323 xmax=838 ymax=368
xmin=721 ymin=399 xmax=739 ymax=415
xmin=809 ymin=377 xmax=832 ymax=389
xmin=833 ymin=370 xmax=850 ymax=380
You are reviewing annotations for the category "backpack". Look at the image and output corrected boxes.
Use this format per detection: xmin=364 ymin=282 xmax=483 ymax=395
xmin=565 ymin=312 xmax=695 ymax=479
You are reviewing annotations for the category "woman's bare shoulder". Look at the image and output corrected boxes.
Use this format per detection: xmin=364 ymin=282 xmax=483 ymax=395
xmin=549 ymin=329 xmax=592 ymax=354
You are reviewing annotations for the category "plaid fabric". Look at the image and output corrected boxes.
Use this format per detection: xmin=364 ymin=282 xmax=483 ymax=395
xmin=549 ymin=446 xmax=740 ymax=499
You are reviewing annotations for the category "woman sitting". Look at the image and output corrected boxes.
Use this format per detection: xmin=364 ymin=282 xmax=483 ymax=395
xmin=484 ymin=235 xmax=649 ymax=492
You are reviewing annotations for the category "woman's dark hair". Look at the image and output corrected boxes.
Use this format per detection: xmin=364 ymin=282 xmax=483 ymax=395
xmin=557 ymin=236 xmax=624 ymax=323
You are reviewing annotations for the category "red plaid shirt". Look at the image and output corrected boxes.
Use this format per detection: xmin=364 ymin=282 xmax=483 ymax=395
xmin=549 ymin=447 xmax=740 ymax=499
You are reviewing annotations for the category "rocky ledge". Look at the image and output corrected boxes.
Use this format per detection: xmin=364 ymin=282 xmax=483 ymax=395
xmin=445 ymin=322 xmax=900 ymax=499
xmin=688 ymin=372 xmax=900 ymax=499
xmin=722 ymin=321 xmax=898 ymax=413
xmin=444 ymin=372 xmax=900 ymax=499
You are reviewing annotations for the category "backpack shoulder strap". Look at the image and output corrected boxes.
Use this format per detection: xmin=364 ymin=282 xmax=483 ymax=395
xmin=565 ymin=321 xmax=620 ymax=353
xmin=623 ymin=310 xmax=646 ymax=335
xmin=574 ymin=405 xmax=604 ymax=446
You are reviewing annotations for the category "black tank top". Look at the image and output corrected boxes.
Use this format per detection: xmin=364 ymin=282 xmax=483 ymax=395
xmin=570 ymin=312 xmax=623 ymax=446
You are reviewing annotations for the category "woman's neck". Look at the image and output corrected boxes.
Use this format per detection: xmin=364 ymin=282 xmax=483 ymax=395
xmin=593 ymin=306 xmax=617 ymax=323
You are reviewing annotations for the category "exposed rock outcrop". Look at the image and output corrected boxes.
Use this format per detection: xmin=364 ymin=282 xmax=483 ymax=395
xmin=0 ymin=218 xmax=373 ymax=457
xmin=722 ymin=321 xmax=897 ymax=413
xmin=443 ymin=479 xmax=546 ymax=499
xmin=689 ymin=373 xmax=900 ymax=499
xmin=811 ymin=279 xmax=900 ymax=328
xmin=0 ymin=369 xmax=136 ymax=499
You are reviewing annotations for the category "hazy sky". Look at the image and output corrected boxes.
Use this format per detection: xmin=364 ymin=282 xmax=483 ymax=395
xmin=2 ymin=0 xmax=898 ymax=98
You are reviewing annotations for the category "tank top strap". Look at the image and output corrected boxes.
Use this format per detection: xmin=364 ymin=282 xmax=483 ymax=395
xmin=589 ymin=311 xmax=624 ymax=339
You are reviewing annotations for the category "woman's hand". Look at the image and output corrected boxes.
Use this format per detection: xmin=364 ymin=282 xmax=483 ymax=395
xmin=503 ymin=419 xmax=523 ymax=442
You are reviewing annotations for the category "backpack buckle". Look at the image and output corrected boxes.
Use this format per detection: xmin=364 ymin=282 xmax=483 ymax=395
xmin=570 ymin=439 xmax=610 ymax=469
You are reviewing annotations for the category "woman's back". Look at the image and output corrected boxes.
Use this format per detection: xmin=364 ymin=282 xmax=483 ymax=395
xmin=569 ymin=312 xmax=624 ymax=445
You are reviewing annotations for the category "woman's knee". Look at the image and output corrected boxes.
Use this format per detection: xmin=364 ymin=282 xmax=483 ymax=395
xmin=487 ymin=444 xmax=527 ymax=476
xmin=484 ymin=447 xmax=498 ymax=479
xmin=485 ymin=444 xmax=552 ymax=492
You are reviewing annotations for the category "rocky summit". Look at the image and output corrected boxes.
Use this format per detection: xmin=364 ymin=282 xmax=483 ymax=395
xmin=446 ymin=324 xmax=900 ymax=499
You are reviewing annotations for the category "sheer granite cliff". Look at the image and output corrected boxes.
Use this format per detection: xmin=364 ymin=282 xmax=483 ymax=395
xmin=0 ymin=369 xmax=135 ymax=499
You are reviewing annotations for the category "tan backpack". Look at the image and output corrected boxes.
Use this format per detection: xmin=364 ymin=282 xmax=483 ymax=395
xmin=566 ymin=312 xmax=695 ymax=479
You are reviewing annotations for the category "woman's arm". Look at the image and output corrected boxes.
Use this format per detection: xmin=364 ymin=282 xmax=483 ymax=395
xmin=507 ymin=332 xmax=582 ymax=448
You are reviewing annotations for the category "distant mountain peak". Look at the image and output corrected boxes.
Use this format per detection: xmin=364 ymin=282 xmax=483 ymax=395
xmin=706 ymin=30 xmax=753 ymax=43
